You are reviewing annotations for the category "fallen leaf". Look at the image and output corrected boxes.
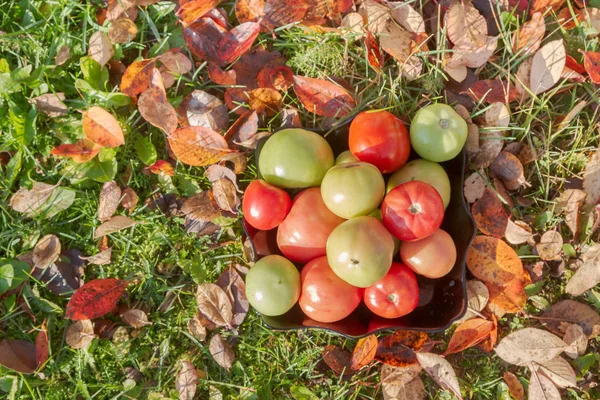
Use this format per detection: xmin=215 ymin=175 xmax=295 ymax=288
xmin=448 ymin=36 xmax=499 ymax=69
xmin=490 ymin=151 xmax=526 ymax=190
xmin=280 ymin=107 xmax=302 ymax=128
xmin=35 ymin=252 xmax=84 ymax=296
xmin=83 ymin=106 xmax=125 ymax=148
xmin=257 ymin=65 xmax=294 ymax=91
xmin=487 ymin=278 xmax=527 ymax=314
xmin=359 ymin=0 xmax=391 ymax=34
xmin=463 ymin=171 xmax=486 ymax=203
xmin=390 ymin=2 xmax=425 ymax=34
xmin=515 ymin=57 xmax=533 ymax=97
xmin=383 ymin=373 xmax=425 ymax=400
xmin=375 ymin=330 xmax=428 ymax=367
xmin=529 ymin=369 xmax=560 ymax=400
xmin=381 ymin=363 xmax=423 ymax=400
xmin=207 ymin=62 xmax=237 ymax=85
xmin=456 ymin=279 xmax=490 ymax=323
xmin=35 ymin=322 xmax=48 ymax=369
xmin=365 ymin=30 xmax=384 ymax=71
xmin=209 ymin=334 xmax=235 ymax=370
xmin=583 ymin=148 xmax=600 ymax=205
xmin=472 ymin=188 xmax=509 ymax=238
xmin=563 ymin=324 xmax=587 ymax=359
xmin=542 ymin=299 xmax=600 ymax=338
xmin=484 ymin=102 xmax=510 ymax=129
xmin=247 ymin=87 xmax=283 ymax=116
xmin=505 ymin=220 xmax=534 ymax=245
xmin=350 ymin=334 xmax=377 ymax=370
xmin=106 ymin=0 xmax=137 ymax=21
xmin=581 ymin=51 xmax=600 ymax=84
xmin=215 ymin=266 xmax=248 ymax=327
xmin=182 ymin=191 xmax=222 ymax=231
xmin=29 ymin=93 xmax=67 ymax=117
xmin=55 ymin=45 xmax=70 ymax=66
xmin=120 ymin=58 xmax=156 ymax=100
xmin=149 ymin=160 xmax=175 ymax=176
xmin=292 ymin=75 xmax=356 ymax=117
xmin=181 ymin=90 xmax=229 ymax=133
xmin=88 ymin=31 xmax=114 ymax=67
xmin=472 ymin=131 xmax=505 ymax=168
xmin=534 ymin=356 xmax=576 ymax=389
xmin=536 ymin=231 xmax=563 ymax=261
xmin=503 ymin=372 xmax=524 ymax=400
xmin=565 ymin=244 xmax=600 ymax=296
xmin=187 ymin=315 xmax=207 ymax=341
xmin=177 ymin=0 xmax=224 ymax=27
xmin=66 ymin=278 xmax=129 ymax=320
xmin=340 ymin=12 xmax=365 ymax=33
xmin=10 ymin=182 xmax=56 ymax=217
xmin=530 ymin=39 xmax=565 ymax=95
xmin=322 ymin=345 xmax=353 ymax=375
xmin=494 ymin=328 xmax=567 ymax=366
xmin=531 ymin=0 xmax=566 ymax=13
xmin=466 ymin=235 xmax=524 ymax=287
xmin=206 ymin=164 xmax=238 ymax=188
xmin=98 ymin=181 xmax=122 ymax=222
xmin=216 ymin=22 xmax=261 ymax=65
xmin=445 ymin=318 xmax=494 ymax=355
xmin=554 ymin=189 xmax=585 ymax=237
xmin=94 ymin=215 xmax=137 ymax=238
xmin=416 ymin=352 xmax=463 ymax=399
xmin=50 ymin=139 xmax=102 ymax=163
xmin=168 ymin=126 xmax=234 ymax=167
xmin=196 ymin=283 xmax=233 ymax=328
xmin=0 ymin=339 xmax=37 ymax=374
xmin=33 ymin=234 xmax=61 ymax=270
xmin=80 ymin=247 xmax=113 ymax=265
xmin=445 ymin=0 xmax=487 ymax=48
xmin=513 ymin=12 xmax=545 ymax=55
xmin=223 ymin=110 xmax=258 ymax=148
xmin=232 ymin=47 xmax=286 ymax=89
xmin=557 ymin=100 xmax=588 ymax=133
xmin=138 ymin=84 xmax=178 ymax=134
xmin=182 ymin=18 xmax=226 ymax=62
xmin=65 ymin=320 xmax=95 ymax=349
xmin=121 ymin=309 xmax=152 ymax=328
xmin=379 ymin=23 xmax=413 ymax=64
xmin=108 ymin=17 xmax=138 ymax=44
xmin=445 ymin=63 xmax=468 ymax=83
xmin=121 ymin=187 xmax=139 ymax=212
xmin=464 ymin=79 xmax=519 ymax=104
xmin=176 ymin=360 xmax=199 ymax=400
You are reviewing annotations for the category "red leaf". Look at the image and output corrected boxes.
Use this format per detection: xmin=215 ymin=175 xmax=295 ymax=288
xmin=149 ymin=160 xmax=176 ymax=176
xmin=120 ymin=59 xmax=157 ymax=100
xmin=66 ymin=278 xmax=129 ymax=320
xmin=375 ymin=330 xmax=429 ymax=367
xmin=176 ymin=0 xmax=224 ymax=26
xmin=208 ymin=62 xmax=237 ymax=85
xmin=351 ymin=334 xmax=378 ymax=370
xmin=50 ymin=139 xmax=102 ymax=163
xmin=35 ymin=321 xmax=49 ymax=370
xmin=257 ymin=65 xmax=294 ymax=91
xmin=216 ymin=22 xmax=261 ymax=65
xmin=444 ymin=318 xmax=494 ymax=355
xmin=183 ymin=18 xmax=225 ymax=62
xmin=581 ymin=50 xmax=600 ymax=84
xmin=322 ymin=345 xmax=353 ymax=375
xmin=565 ymin=54 xmax=585 ymax=74
xmin=292 ymin=75 xmax=356 ymax=117
xmin=365 ymin=31 xmax=384 ymax=71
xmin=0 ymin=339 xmax=37 ymax=374
xmin=463 ymin=79 xmax=519 ymax=104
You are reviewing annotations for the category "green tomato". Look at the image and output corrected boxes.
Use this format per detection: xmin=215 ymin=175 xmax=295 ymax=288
xmin=410 ymin=104 xmax=468 ymax=162
xmin=386 ymin=159 xmax=451 ymax=208
xmin=245 ymin=255 xmax=301 ymax=316
xmin=321 ymin=162 xmax=385 ymax=219
xmin=258 ymin=129 xmax=334 ymax=189
xmin=335 ymin=150 xmax=359 ymax=165
xmin=368 ymin=209 xmax=400 ymax=256
xmin=326 ymin=216 xmax=394 ymax=287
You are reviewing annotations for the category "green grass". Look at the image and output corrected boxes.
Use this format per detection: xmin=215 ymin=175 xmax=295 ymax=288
xmin=1 ymin=0 xmax=600 ymax=399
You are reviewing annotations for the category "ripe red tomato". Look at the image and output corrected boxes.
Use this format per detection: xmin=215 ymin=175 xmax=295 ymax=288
xmin=243 ymin=180 xmax=291 ymax=230
xmin=364 ymin=263 xmax=419 ymax=319
xmin=277 ymin=188 xmax=345 ymax=263
xmin=348 ymin=110 xmax=410 ymax=173
xmin=299 ymin=256 xmax=363 ymax=323
xmin=381 ymin=181 xmax=444 ymax=241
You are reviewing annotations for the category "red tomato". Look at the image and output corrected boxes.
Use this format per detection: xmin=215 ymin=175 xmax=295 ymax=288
xmin=243 ymin=180 xmax=291 ymax=230
xmin=400 ymin=229 xmax=457 ymax=278
xmin=381 ymin=181 xmax=444 ymax=241
xmin=364 ymin=263 xmax=419 ymax=319
xmin=299 ymin=256 xmax=363 ymax=323
xmin=277 ymin=188 xmax=345 ymax=263
xmin=348 ymin=110 xmax=410 ymax=173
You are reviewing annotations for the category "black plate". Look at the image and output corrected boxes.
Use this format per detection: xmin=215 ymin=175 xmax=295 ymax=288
xmin=242 ymin=127 xmax=476 ymax=339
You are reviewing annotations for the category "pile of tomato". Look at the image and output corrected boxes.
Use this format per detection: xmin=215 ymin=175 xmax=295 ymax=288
xmin=242 ymin=104 xmax=468 ymax=324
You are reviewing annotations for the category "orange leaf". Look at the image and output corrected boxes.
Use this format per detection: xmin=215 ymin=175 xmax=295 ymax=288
xmin=247 ymin=87 xmax=283 ymax=116
xmin=471 ymin=188 xmax=509 ymax=238
xmin=488 ymin=279 xmax=527 ymax=313
xmin=581 ymin=50 xmax=600 ymax=84
xmin=375 ymin=330 xmax=428 ymax=367
xmin=478 ymin=313 xmax=498 ymax=352
xmin=167 ymin=126 xmax=235 ymax=166
xmin=149 ymin=160 xmax=175 ymax=176
xmin=176 ymin=0 xmax=224 ymax=26
xmin=83 ymin=106 xmax=125 ymax=148
xmin=466 ymin=236 xmax=524 ymax=288
xmin=35 ymin=320 xmax=49 ymax=370
xmin=444 ymin=318 xmax=494 ymax=355
xmin=463 ymin=79 xmax=519 ymax=104
xmin=216 ymin=22 xmax=261 ymax=65
xmin=120 ymin=59 xmax=157 ymax=100
xmin=365 ymin=30 xmax=384 ymax=71
xmin=350 ymin=334 xmax=377 ymax=370
xmin=50 ymin=139 xmax=102 ymax=163
xmin=503 ymin=371 xmax=525 ymax=400
xmin=512 ymin=12 xmax=545 ymax=55
xmin=257 ymin=65 xmax=294 ymax=91
xmin=565 ymin=54 xmax=585 ymax=74
xmin=292 ymin=75 xmax=356 ymax=117
xmin=208 ymin=62 xmax=237 ymax=85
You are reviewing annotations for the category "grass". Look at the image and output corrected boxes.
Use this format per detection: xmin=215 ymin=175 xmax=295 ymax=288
xmin=1 ymin=0 xmax=600 ymax=399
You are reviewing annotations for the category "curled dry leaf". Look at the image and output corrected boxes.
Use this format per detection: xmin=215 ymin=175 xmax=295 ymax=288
xmin=505 ymin=220 xmax=534 ymax=245
xmin=513 ymin=12 xmax=545 ymax=55
xmin=581 ymin=50 xmax=600 ymax=84
xmin=120 ymin=58 xmax=156 ymax=100
xmin=381 ymin=364 xmax=423 ymax=400
xmin=65 ymin=320 xmax=95 ymax=349
xmin=121 ymin=309 xmax=152 ymax=328
xmin=583 ymin=148 xmax=600 ymax=205
xmin=35 ymin=323 xmax=48 ymax=369
xmin=281 ymin=107 xmax=302 ymax=128
xmin=530 ymin=39 xmax=566 ymax=95
xmin=445 ymin=318 xmax=494 ymax=355
xmin=215 ymin=266 xmax=249 ymax=327
xmin=88 ymin=31 xmax=114 ymax=67
xmin=66 ymin=278 xmax=129 ymax=320
xmin=416 ymin=352 xmax=463 ymax=399
xmin=555 ymin=189 xmax=586 ymax=237
xmin=79 ymin=247 xmax=112 ymax=265
xmin=340 ymin=12 xmax=364 ymax=34
xmin=472 ymin=188 xmax=509 ymax=238
xmin=176 ymin=360 xmax=198 ymax=400
xmin=224 ymin=110 xmax=258 ymax=148
xmin=541 ymin=299 xmax=600 ymax=338
xmin=379 ymin=23 xmax=412 ymax=64
xmin=94 ymin=215 xmax=137 ymax=239
xmin=121 ymin=187 xmax=139 ymax=212
xmin=187 ymin=315 xmax=207 ymax=341
xmin=456 ymin=279 xmax=489 ymax=323
xmin=51 ymin=139 xmax=102 ymax=163
xmin=83 ymin=106 xmax=125 ymax=148
xmin=494 ymin=327 xmax=567 ymax=366
xmin=536 ymin=231 xmax=563 ymax=261
xmin=98 ymin=181 xmax=122 ymax=222
xmin=181 ymin=90 xmax=229 ymax=132
xmin=484 ymin=102 xmax=510 ymax=129
xmin=350 ymin=334 xmax=377 ymax=370
xmin=168 ymin=126 xmax=234 ymax=167
xmin=463 ymin=171 xmax=486 ymax=204
xmin=534 ymin=356 xmax=576 ymax=389
xmin=365 ymin=30 xmax=384 ymax=71
xmin=490 ymin=151 xmax=526 ymax=190
xmin=209 ymin=334 xmax=235 ymax=370
xmin=108 ymin=17 xmax=138 ymax=44
xmin=196 ymin=283 xmax=233 ymax=328
xmin=30 ymin=93 xmax=67 ymax=117
xmin=445 ymin=0 xmax=487 ymax=48
xmin=292 ymin=75 xmax=356 ymax=118
xmin=33 ymin=234 xmax=61 ymax=269
xmin=0 ymin=339 xmax=37 ymax=374
xmin=563 ymin=324 xmax=587 ymax=359
xmin=565 ymin=244 xmax=600 ymax=296
xmin=322 ymin=345 xmax=353 ymax=375
xmin=529 ymin=370 xmax=560 ymax=400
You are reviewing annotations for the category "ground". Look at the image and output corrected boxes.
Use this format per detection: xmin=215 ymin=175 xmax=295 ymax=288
xmin=0 ymin=0 xmax=599 ymax=399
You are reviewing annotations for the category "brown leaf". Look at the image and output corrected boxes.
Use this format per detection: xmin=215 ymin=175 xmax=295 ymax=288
xmin=513 ymin=12 xmax=545 ymax=55
xmin=223 ymin=110 xmax=258 ymax=148
xmin=106 ymin=0 xmax=137 ymax=21
xmin=65 ymin=320 xmax=95 ymax=349
xmin=121 ymin=187 xmax=139 ymax=212
xmin=233 ymin=47 xmax=286 ymax=89
xmin=448 ymin=36 xmax=498 ymax=69
xmin=10 ymin=182 xmax=56 ymax=217
xmin=196 ymin=283 xmax=233 ymax=328
xmin=382 ymin=372 xmax=425 ymax=400
xmin=464 ymin=79 xmax=519 ymax=104
xmin=209 ymin=334 xmax=235 ymax=370
xmin=379 ymin=23 xmax=412 ymax=64
xmin=182 ymin=18 xmax=225 ymax=62
xmin=246 ymin=87 xmax=283 ymax=116
xmin=180 ymin=90 xmax=229 ymax=132
xmin=444 ymin=318 xmax=494 ymax=355
xmin=360 ymin=0 xmax=391 ymax=34
xmin=536 ymin=231 xmax=563 ymax=261
xmin=494 ymin=328 xmax=567 ymax=366
xmin=158 ymin=50 xmax=193 ymax=76
xmin=94 ymin=215 xmax=137 ymax=238
xmin=120 ymin=58 xmax=156 ymax=100
xmin=55 ymin=45 xmax=70 ymax=66
xmin=293 ymin=75 xmax=355 ymax=118
xmin=350 ymin=334 xmax=377 ymax=370
xmin=503 ymin=372 xmax=524 ymax=400
xmin=235 ymin=0 xmax=264 ymax=24
xmin=534 ymin=356 xmax=576 ymax=389
xmin=478 ymin=313 xmax=498 ymax=352
xmin=29 ymin=93 xmax=67 ymax=117
xmin=565 ymin=244 xmax=600 ymax=296
xmin=555 ymin=189 xmax=585 ymax=237
xmin=490 ymin=151 xmax=526 ymax=190
xmin=88 ymin=31 xmax=114 ymax=67
xmin=341 ymin=12 xmax=365 ymax=33
xmin=445 ymin=0 xmax=487 ymax=48
xmin=176 ymin=360 xmax=199 ymax=400
xmin=456 ymin=279 xmax=489 ymax=323
xmin=484 ymin=102 xmax=510 ymax=129
xmin=138 ymin=85 xmax=178 ymax=134
xmin=83 ymin=106 xmax=125 ymax=148
xmin=381 ymin=363 xmax=423 ymax=400
xmin=542 ymin=299 xmax=600 ymax=338
xmin=365 ymin=30 xmax=384 ymax=71
xmin=216 ymin=22 xmax=261 ymax=65
xmin=98 ymin=181 xmax=122 ymax=222
xmin=487 ymin=276 xmax=527 ymax=314
xmin=280 ymin=107 xmax=302 ymax=128
xmin=257 ymin=65 xmax=294 ymax=91
xmin=375 ymin=330 xmax=427 ymax=367
xmin=472 ymin=188 xmax=509 ymax=238
xmin=581 ymin=50 xmax=600 ymax=84
xmin=0 ymin=340 xmax=37 ymax=374
xmin=463 ymin=171 xmax=486 ymax=204
xmin=187 ymin=315 xmax=207 ymax=341
xmin=529 ymin=370 xmax=561 ymax=400
xmin=530 ymin=39 xmax=566 ymax=95
xmin=50 ymin=139 xmax=102 ymax=163
xmin=215 ymin=266 xmax=249 ymax=327
xmin=168 ymin=126 xmax=234 ymax=167
xmin=563 ymin=324 xmax=587 ymax=359
xmin=472 ymin=131 xmax=505 ymax=168
xmin=182 ymin=191 xmax=222 ymax=225
xmin=35 ymin=322 xmax=48 ymax=370
xmin=207 ymin=62 xmax=237 ymax=85
xmin=322 ymin=345 xmax=353 ymax=375
xmin=416 ymin=352 xmax=463 ymax=399
xmin=108 ymin=17 xmax=138 ymax=44
xmin=583 ymin=148 xmax=600 ymax=205
xmin=505 ymin=220 xmax=534 ymax=245
xmin=390 ymin=2 xmax=425 ymax=34
xmin=121 ymin=309 xmax=152 ymax=328
xmin=32 ymin=234 xmax=61 ymax=270
xmin=80 ymin=247 xmax=113 ymax=265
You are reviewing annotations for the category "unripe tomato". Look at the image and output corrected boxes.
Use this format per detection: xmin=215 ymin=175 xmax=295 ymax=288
xmin=335 ymin=150 xmax=359 ymax=165
xmin=382 ymin=181 xmax=444 ymax=241
xmin=364 ymin=263 xmax=419 ymax=319
xmin=242 ymin=180 xmax=291 ymax=230
xmin=299 ymin=256 xmax=363 ymax=323
xmin=386 ymin=159 xmax=451 ymax=209
xmin=400 ymin=229 xmax=457 ymax=278
xmin=349 ymin=110 xmax=410 ymax=173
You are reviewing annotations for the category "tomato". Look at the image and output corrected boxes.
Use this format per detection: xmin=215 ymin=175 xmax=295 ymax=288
xmin=258 ymin=128 xmax=334 ymax=189
xmin=335 ymin=150 xmax=359 ymax=165
xmin=320 ymin=162 xmax=385 ymax=219
xmin=364 ymin=263 xmax=419 ymax=319
xmin=400 ymin=229 xmax=456 ymax=278
xmin=368 ymin=209 xmax=400 ymax=256
xmin=242 ymin=180 xmax=291 ymax=230
xmin=277 ymin=188 xmax=345 ymax=263
xmin=326 ymin=216 xmax=394 ymax=287
xmin=298 ymin=256 xmax=363 ymax=323
xmin=381 ymin=181 xmax=444 ymax=241
xmin=387 ymin=159 xmax=451 ymax=209
xmin=245 ymin=255 xmax=301 ymax=316
xmin=410 ymin=104 xmax=468 ymax=162
xmin=349 ymin=110 xmax=411 ymax=173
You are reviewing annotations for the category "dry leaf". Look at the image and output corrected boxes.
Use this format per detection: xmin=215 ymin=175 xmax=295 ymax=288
xmin=484 ymin=102 xmax=510 ymax=129
xmin=340 ymin=12 xmax=364 ymax=34
xmin=215 ymin=266 xmax=249 ymax=327
xmin=389 ymin=2 xmax=424 ymax=34
xmin=534 ymin=356 xmax=576 ymax=389
xmin=542 ymin=299 xmax=600 ymax=338
xmin=121 ymin=309 xmax=152 ymax=328
xmin=472 ymin=131 xmax=505 ymax=168
xmin=416 ymin=352 xmax=463 ymax=399
xmin=138 ymin=85 xmax=178 ymax=134
xmin=465 ymin=79 xmax=519 ymax=104
xmin=536 ymin=231 xmax=563 ymax=261
xmin=180 ymin=90 xmax=229 ymax=132
xmin=80 ymin=247 xmax=113 ymax=265
xmin=176 ymin=361 xmax=198 ymax=400
xmin=490 ymin=151 xmax=526 ymax=190
xmin=65 ymin=320 xmax=95 ymax=349
xmin=29 ymin=93 xmax=67 ymax=117
xmin=581 ymin=50 xmax=600 ymax=84
xmin=563 ymin=324 xmax=587 ymax=359
xmin=456 ymin=279 xmax=489 ymax=323
xmin=182 ymin=191 xmax=222 ymax=230
xmin=196 ymin=283 xmax=233 ymax=328
xmin=565 ymin=244 xmax=600 ymax=296
xmin=88 ymin=31 xmax=114 ymax=67
xmin=209 ymin=334 xmax=235 ymax=370
xmin=94 ymin=215 xmax=137 ymax=238
xmin=505 ymin=220 xmax=534 ymax=245
xmin=176 ymin=0 xmax=223 ymax=27
xmin=247 ymin=87 xmax=283 ymax=116
xmin=529 ymin=370 xmax=560 ymax=400
xmin=381 ymin=363 xmax=422 ymax=388
xmin=494 ymin=328 xmax=567 ymax=366
xmin=557 ymin=100 xmax=588 ymax=133
xmin=466 ymin=236 xmax=524 ymax=287
xmin=208 ymin=62 xmax=237 ymax=85
xmin=257 ymin=65 xmax=294 ymax=91
xmin=212 ymin=178 xmax=239 ymax=214
xmin=472 ymin=188 xmax=509 ymax=238
xmin=121 ymin=187 xmax=139 ymax=212
xmin=216 ymin=22 xmax=261 ymax=65
xmin=98 ymin=181 xmax=122 ymax=222
xmin=445 ymin=318 xmax=494 ymax=355
xmin=583 ymin=148 xmax=600 ymax=205
xmin=187 ymin=315 xmax=207 ymax=341
xmin=515 ymin=58 xmax=533 ymax=97
xmin=109 ymin=17 xmax=138 ymax=44
xmin=375 ymin=330 xmax=428 ymax=367
xmin=445 ymin=0 xmax=487 ymax=48
xmin=463 ymin=171 xmax=486 ymax=203
xmin=448 ymin=36 xmax=499 ymax=69
xmin=382 ymin=373 xmax=425 ymax=400
xmin=280 ymin=107 xmax=302 ymax=128
xmin=10 ymin=182 xmax=56 ymax=217
xmin=50 ymin=139 xmax=102 ymax=163
xmin=365 ymin=30 xmax=384 ymax=71
xmin=55 ymin=45 xmax=70 ymax=66
xmin=446 ymin=63 xmax=468 ymax=83
xmin=33 ymin=234 xmax=61 ymax=270
xmin=350 ymin=334 xmax=377 ymax=370
xmin=503 ymin=372 xmax=524 ymax=400
xmin=322 ymin=345 xmax=353 ymax=375
xmin=530 ymin=39 xmax=565 ymax=95
xmin=487 ymin=279 xmax=527 ymax=314
xmin=159 ymin=51 xmax=193 ymax=76
xmin=555 ymin=189 xmax=585 ymax=237
xmin=223 ymin=110 xmax=259 ymax=148
xmin=168 ymin=126 xmax=234 ymax=167
xmin=149 ymin=160 xmax=175 ymax=176
xmin=120 ymin=58 xmax=156 ymax=100
xmin=83 ymin=106 xmax=125 ymax=148
xmin=379 ymin=23 xmax=412 ymax=64
xmin=292 ymin=75 xmax=356 ymax=118
xmin=360 ymin=0 xmax=391 ymax=34
xmin=513 ymin=12 xmax=545 ymax=55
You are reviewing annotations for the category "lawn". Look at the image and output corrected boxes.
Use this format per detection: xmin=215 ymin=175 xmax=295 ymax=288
xmin=1 ymin=0 xmax=600 ymax=399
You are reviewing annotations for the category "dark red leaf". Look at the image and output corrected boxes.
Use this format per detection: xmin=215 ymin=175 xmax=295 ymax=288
xmin=365 ymin=31 xmax=384 ymax=71
xmin=463 ymin=79 xmax=519 ymax=104
xmin=322 ymin=345 xmax=353 ymax=375
xmin=183 ymin=18 xmax=225 ymax=62
xmin=580 ymin=50 xmax=600 ymax=84
xmin=65 ymin=278 xmax=129 ymax=320
xmin=208 ymin=62 xmax=237 ymax=85
xmin=205 ymin=8 xmax=229 ymax=29
xmin=216 ymin=22 xmax=261 ymax=65
xmin=257 ymin=65 xmax=294 ymax=91
xmin=375 ymin=330 xmax=429 ymax=367
xmin=35 ymin=321 xmax=49 ymax=370
xmin=0 ymin=339 xmax=37 ymax=374
xmin=292 ymin=75 xmax=356 ymax=117
xmin=232 ymin=48 xmax=286 ymax=89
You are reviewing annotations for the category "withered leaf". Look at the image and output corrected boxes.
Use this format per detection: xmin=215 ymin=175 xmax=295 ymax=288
xmin=529 ymin=369 xmax=560 ymax=400
xmin=350 ymin=334 xmax=377 ymax=370
xmin=322 ymin=345 xmax=353 ymax=375
xmin=280 ymin=107 xmax=302 ymax=128
xmin=472 ymin=131 xmax=505 ymax=168
xmin=445 ymin=0 xmax=487 ymax=48
xmin=292 ymin=75 xmax=356 ymax=118
xmin=108 ymin=17 xmax=138 ymax=44
xmin=494 ymin=328 xmax=567 ymax=366
xmin=121 ymin=187 xmax=139 ymax=212
xmin=120 ymin=58 xmax=156 ymax=100
xmin=565 ymin=244 xmax=600 ymax=296
xmin=209 ymin=334 xmax=235 ymax=370
xmin=463 ymin=171 xmax=486 ymax=203
xmin=121 ymin=309 xmax=152 ymax=328
xmin=80 ymin=247 xmax=113 ymax=265
xmin=448 ymin=36 xmax=498 ymax=69
xmin=55 ymin=45 xmax=70 ymax=66
xmin=94 ymin=215 xmax=137 ymax=239
xmin=257 ymin=65 xmax=294 ymax=91
xmin=530 ymin=39 xmax=565 ymax=95
xmin=382 ymin=371 xmax=425 ymax=400
xmin=583 ymin=148 xmax=600 ymax=205
xmin=379 ymin=23 xmax=412 ymax=64
xmin=581 ymin=50 xmax=600 ymax=85
xmin=464 ymin=79 xmax=519 ymax=104
xmin=555 ymin=189 xmax=586 ymax=237
xmin=51 ymin=139 xmax=102 ymax=164
xmin=247 ymin=87 xmax=283 ymax=116
xmin=456 ymin=279 xmax=489 ymax=323
xmin=98 ymin=181 xmax=122 ymax=222
xmin=504 ymin=220 xmax=533 ymax=245
xmin=88 ymin=31 xmax=114 ymax=67
xmin=0 ymin=339 xmax=37 ymax=374
xmin=138 ymin=85 xmax=178 ymax=134
xmin=10 ymin=182 xmax=56 ymax=217
xmin=180 ymin=90 xmax=229 ymax=133
xmin=503 ymin=372 xmax=524 ymax=400
xmin=65 ymin=320 xmax=95 ymax=349
xmin=83 ymin=106 xmax=125 ymax=148
xmin=224 ymin=110 xmax=258 ymax=148
xmin=208 ymin=62 xmax=237 ymax=85
xmin=182 ymin=191 xmax=222 ymax=224
xmin=187 ymin=315 xmax=207 ymax=341
xmin=148 ymin=160 xmax=176 ymax=176
xmin=168 ymin=126 xmax=234 ymax=167
xmin=215 ymin=266 xmax=249 ymax=327
xmin=444 ymin=318 xmax=494 ymax=355
xmin=536 ymin=231 xmax=563 ymax=261
xmin=216 ymin=22 xmax=260 ymax=65
xmin=513 ymin=12 xmax=545 ymax=55
xmin=534 ymin=356 xmax=576 ymax=389
xmin=33 ymin=234 xmax=61 ymax=270
xmin=360 ymin=0 xmax=391 ymax=34
xmin=380 ymin=363 xmax=422 ymax=389
xmin=159 ymin=50 xmax=193 ymax=75
xmin=466 ymin=236 xmax=524 ymax=287
xmin=563 ymin=324 xmax=587 ymax=359
xmin=176 ymin=360 xmax=198 ymax=400
xmin=29 ymin=93 xmax=67 ymax=117
xmin=196 ymin=283 xmax=233 ymax=328
xmin=390 ymin=2 xmax=425 ymax=34
xmin=177 ymin=0 xmax=223 ymax=27
xmin=416 ymin=352 xmax=463 ymax=399
xmin=375 ymin=330 xmax=427 ymax=367
xmin=472 ymin=188 xmax=509 ymax=238
xmin=490 ymin=151 xmax=526 ymax=190
xmin=542 ymin=299 xmax=600 ymax=338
